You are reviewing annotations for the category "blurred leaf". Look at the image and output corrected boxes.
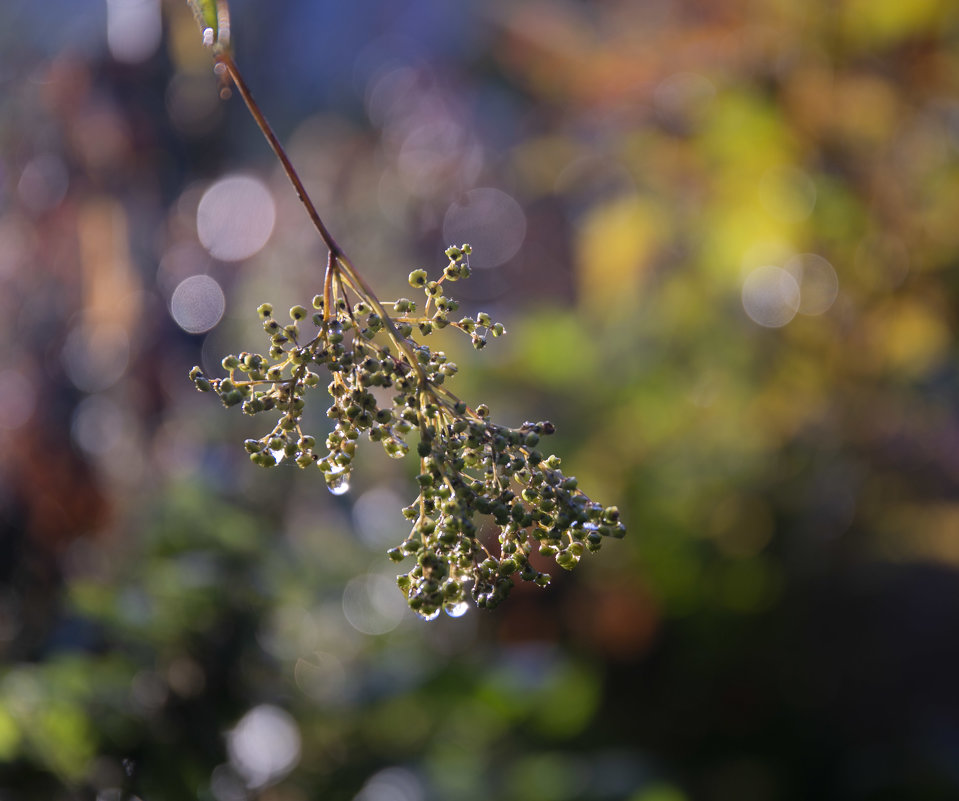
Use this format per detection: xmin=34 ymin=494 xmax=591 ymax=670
xmin=867 ymin=298 xmax=951 ymax=378
xmin=506 ymin=310 xmax=598 ymax=390
xmin=840 ymin=0 xmax=946 ymax=48
xmin=528 ymin=659 xmax=601 ymax=739
xmin=575 ymin=195 xmax=667 ymax=312
xmin=629 ymin=784 xmax=688 ymax=801
xmin=0 ymin=708 xmax=21 ymax=762
xmin=506 ymin=752 xmax=584 ymax=801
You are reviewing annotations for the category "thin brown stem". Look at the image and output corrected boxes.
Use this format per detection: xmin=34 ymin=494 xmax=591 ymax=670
xmin=217 ymin=52 xmax=432 ymax=388
xmin=217 ymin=53 xmax=344 ymax=260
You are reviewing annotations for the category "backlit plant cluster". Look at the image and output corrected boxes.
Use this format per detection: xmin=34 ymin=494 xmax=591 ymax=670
xmin=191 ymin=246 xmax=625 ymax=618
xmin=186 ymin=0 xmax=624 ymax=619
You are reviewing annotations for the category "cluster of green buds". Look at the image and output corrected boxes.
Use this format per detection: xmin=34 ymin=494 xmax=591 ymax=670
xmin=191 ymin=245 xmax=625 ymax=619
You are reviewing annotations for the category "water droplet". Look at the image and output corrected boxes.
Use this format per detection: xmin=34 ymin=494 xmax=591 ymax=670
xmin=444 ymin=601 xmax=469 ymax=618
xmin=384 ymin=439 xmax=408 ymax=459
xmin=326 ymin=471 xmax=350 ymax=496
xmin=417 ymin=607 xmax=441 ymax=622
xmin=270 ymin=448 xmax=286 ymax=464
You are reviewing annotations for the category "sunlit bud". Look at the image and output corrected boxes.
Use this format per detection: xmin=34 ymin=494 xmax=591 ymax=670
xmin=408 ymin=269 xmax=428 ymax=288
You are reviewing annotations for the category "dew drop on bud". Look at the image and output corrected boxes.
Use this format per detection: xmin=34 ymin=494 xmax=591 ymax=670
xmin=444 ymin=601 xmax=469 ymax=618
xmin=385 ymin=440 xmax=408 ymax=460
xmin=417 ymin=608 xmax=441 ymax=622
xmin=326 ymin=471 xmax=350 ymax=496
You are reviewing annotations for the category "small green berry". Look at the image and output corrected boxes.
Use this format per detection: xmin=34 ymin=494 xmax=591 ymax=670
xmin=408 ymin=269 xmax=428 ymax=288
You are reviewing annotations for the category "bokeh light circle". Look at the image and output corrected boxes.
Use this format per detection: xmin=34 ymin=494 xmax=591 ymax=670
xmin=742 ymin=265 xmax=800 ymax=328
xmin=227 ymin=704 xmax=301 ymax=789
xmin=353 ymin=487 xmax=407 ymax=547
xmin=355 ymin=766 xmax=424 ymax=801
xmin=106 ymin=0 xmax=162 ymax=64
xmin=758 ymin=165 xmax=817 ymax=222
xmin=442 ymin=188 xmax=526 ymax=268
xmin=71 ymin=394 xmax=125 ymax=456
xmin=18 ymin=153 xmax=69 ymax=213
xmin=61 ymin=323 xmax=130 ymax=392
xmin=170 ymin=274 xmax=226 ymax=334
xmin=342 ymin=573 xmax=407 ymax=635
xmin=197 ymin=175 xmax=276 ymax=262
xmin=785 ymin=253 xmax=839 ymax=316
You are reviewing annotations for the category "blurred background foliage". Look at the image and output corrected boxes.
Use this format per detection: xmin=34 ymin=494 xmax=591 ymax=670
xmin=1 ymin=0 xmax=959 ymax=799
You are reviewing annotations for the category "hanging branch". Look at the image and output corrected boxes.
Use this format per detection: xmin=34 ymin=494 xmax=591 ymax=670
xmin=185 ymin=0 xmax=625 ymax=619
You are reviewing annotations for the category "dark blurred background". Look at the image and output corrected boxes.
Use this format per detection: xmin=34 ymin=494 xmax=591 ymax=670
xmin=2 ymin=1 xmax=959 ymax=799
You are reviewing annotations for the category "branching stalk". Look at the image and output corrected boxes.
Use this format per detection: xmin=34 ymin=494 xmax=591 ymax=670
xmin=187 ymin=1 xmax=625 ymax=620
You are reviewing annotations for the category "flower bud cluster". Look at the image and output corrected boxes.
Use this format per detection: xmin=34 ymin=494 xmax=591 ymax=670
xmin=190 ymin=244 xmax=625 ymax=618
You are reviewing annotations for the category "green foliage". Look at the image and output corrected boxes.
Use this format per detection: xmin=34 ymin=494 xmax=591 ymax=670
xmin=5 ymin=0 xmax=957 ymax=797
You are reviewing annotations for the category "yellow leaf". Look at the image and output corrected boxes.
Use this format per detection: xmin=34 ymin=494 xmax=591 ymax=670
xmin=840 ymin=0 xmax=947 ymax=49
xmin=869 ymin=299 xmax=951 ymax=377
xmin=0 ymin=708 xmax=20 ymax=761
xmin=575 ymin=195 xmax=666 ymax=312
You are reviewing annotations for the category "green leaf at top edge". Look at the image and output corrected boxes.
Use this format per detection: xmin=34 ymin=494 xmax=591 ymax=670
xmin=186 ymin=0 xmax=218 ymax=34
